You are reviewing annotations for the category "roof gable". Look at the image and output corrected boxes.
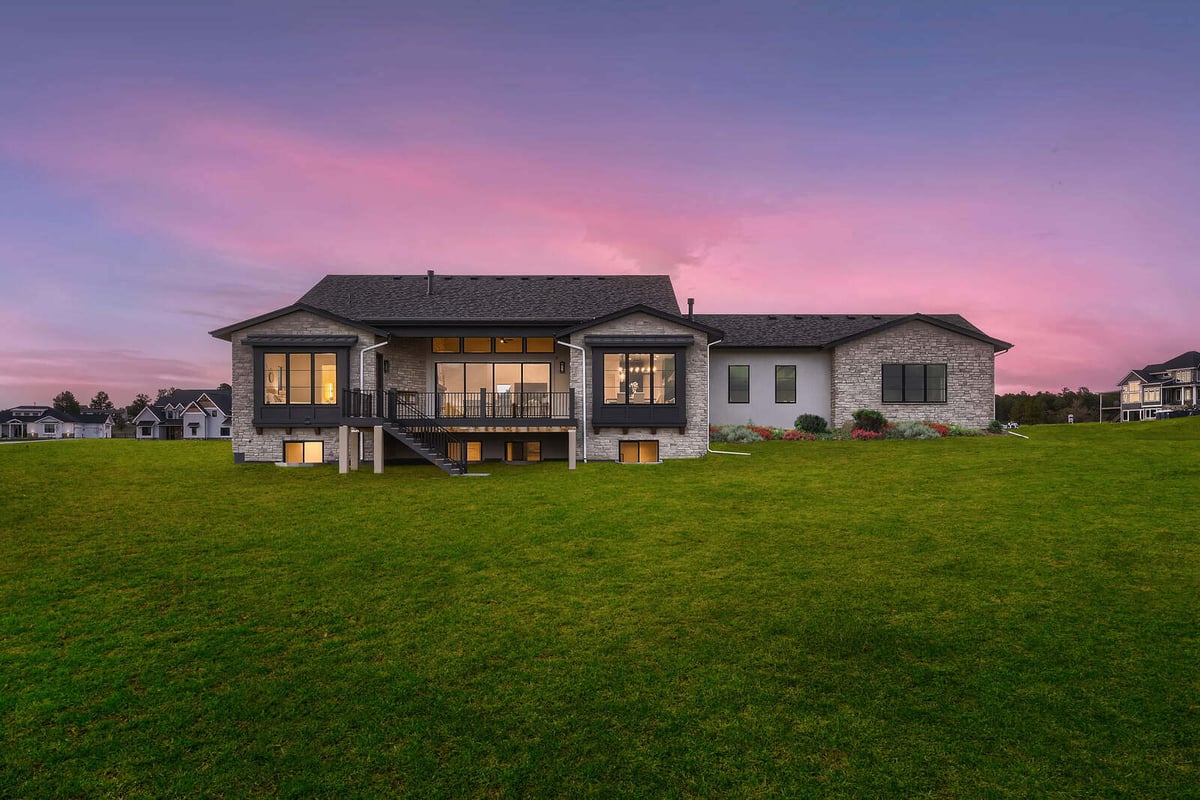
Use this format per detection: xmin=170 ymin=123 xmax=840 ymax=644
xmin=557 ymin=304 xmax=723 ymax=339
xmin=209 ymin=303 xmax=388 ymax=341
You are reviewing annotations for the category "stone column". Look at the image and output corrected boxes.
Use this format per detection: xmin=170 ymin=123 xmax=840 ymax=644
xmin=338 ymin=426 xmax=349 ymax=474
xmin=373 ymin=426 xmax=384 ymax=473
xmin=568 ymin=428 xmax=577 ymax=470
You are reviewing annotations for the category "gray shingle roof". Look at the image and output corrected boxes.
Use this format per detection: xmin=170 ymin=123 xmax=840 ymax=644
xmin=156 ymin=389 xmax=232 ymax=416
xmin=1120 ymin=351 xmax=1200 ymax=385
xmin=298 ymin=273 xmax=681 ymax=322
xmin=693 ymin=313 xmax=1007 ymax=350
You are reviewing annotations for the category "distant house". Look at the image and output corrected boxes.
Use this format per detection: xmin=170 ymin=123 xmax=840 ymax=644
xmin=132 ymin=390 xmax=232 ymax=440
xmin=209 ymin=272 xmax=1012 ymax=472
xmin=1116 ymin=351 xmax=1200 ymax=421
xmin=0 ymin=405 xmax=113 ymax=439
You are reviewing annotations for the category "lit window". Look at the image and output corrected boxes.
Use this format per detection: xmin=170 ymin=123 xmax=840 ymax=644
xmin=463 ymin=337 xmax=492 ymax=353
xmin=284 ymin=441 xmax=324 ymax=463
xmin=526 ymin=338 xmax=556 ymax=353
xmin=264 ymin=352 xmax=337 ymax=405
xmin=432 ymin=338 xmax=460 ymax=353
xmin=602 ymin=353 xmax=677 ymax=405
xmin=505 ymin=441 xmax=541 ymax=462
xmin=447 ymin=441 xmax=483 ymax=462
xmin=494 ymin=337 xmax=523 ymax=353
xmin=619 ymin=440 xmax=659 ymax=463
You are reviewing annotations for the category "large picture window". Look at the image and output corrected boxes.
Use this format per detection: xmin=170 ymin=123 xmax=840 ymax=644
xmin=264 ymin=352 xmax=338 ymax=405
xmin=882 ymin=363 xmax=947 ymax=403
xmin=775 ymin=365 xmax=796 ymax=403
xmin=728 ymin=365 xmax=750 ymax=403
xmin=602 ymin=353 xmax=676 ymax=405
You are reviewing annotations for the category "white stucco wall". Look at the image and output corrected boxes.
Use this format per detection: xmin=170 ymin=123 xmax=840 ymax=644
xmin=708 ymin=349 xmax=832 ymax=429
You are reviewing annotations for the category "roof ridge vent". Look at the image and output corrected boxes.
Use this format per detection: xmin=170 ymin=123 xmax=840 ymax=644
xmin=767 ymin=315 xmax=777 ymax=320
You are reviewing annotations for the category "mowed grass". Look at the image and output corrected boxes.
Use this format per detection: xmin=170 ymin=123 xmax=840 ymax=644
xmin=1 ymin=423 xmax=1197 ymax=798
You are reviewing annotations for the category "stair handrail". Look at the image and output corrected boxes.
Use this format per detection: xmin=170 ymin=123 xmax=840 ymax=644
xmin=388 ymin=389 xmax=468 ymax=474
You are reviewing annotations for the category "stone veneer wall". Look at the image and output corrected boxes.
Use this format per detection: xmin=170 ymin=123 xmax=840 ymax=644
xmin=569 ymin=312 xmax=710 ymax=461
xmin=380 ymin=338 xmax=426 ymax=393
xmin=830 ymin=320 xmax=996 ymax=429
xmin=230 ymin=310 xmax=383 ymax=463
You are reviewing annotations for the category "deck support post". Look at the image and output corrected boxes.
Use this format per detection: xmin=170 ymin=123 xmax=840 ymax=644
xmin=568 ymin=428 xmax=577 ymax=470
xmin=349 ymin=431 xmax=360 ymax=470
xmin=338 ymin=425 xmax=349 ymax=474
xmin=373 ymin=425 xmax=384 ymax=474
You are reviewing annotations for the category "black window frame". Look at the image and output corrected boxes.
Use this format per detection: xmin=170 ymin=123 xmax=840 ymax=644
xmin=775 ymin=365 xmax=797 ymax=404
xmin=253 ymin=347 xmax=350 ymax=426
xmin=728 ymin=365 xmax=750 ymax=404
xmin=590 ymin=346 xmax=687 ymax=428
xmin=881 ymin=363 xmax=948 ymax=404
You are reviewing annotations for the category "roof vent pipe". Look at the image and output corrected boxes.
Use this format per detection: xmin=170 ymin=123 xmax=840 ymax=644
xmin=426 ymin=269 xmax=434 ymax=295
xmin=687 ymin=298 xmax=694 ymax=320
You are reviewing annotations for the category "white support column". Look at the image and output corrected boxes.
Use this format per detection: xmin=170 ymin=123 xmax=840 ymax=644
xmin=567 ymin=428 xmax=577 ymax=470
xmin=373 ymin=425 xmax=384 ymax=473
xmin=338 ymin=425 xmax=349 ymax=474
xmin=349 ymin=431 xmax=360 ymax=470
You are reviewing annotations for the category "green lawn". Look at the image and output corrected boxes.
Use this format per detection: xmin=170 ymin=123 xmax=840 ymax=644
xmin=1 ymin=423 xmax=1197 ymax=798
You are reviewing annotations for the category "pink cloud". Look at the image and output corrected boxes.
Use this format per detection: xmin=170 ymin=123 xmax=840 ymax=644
xmin=4 ymin=92 xmax=1195 ymax=402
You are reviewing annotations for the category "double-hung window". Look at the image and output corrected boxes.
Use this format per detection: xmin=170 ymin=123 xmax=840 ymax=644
xmin=882 ymin=364 xmax=947 ymax=403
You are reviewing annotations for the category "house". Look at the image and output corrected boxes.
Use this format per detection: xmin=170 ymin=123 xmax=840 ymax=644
xmin=0 ymin=406 xmax=114 ymax=439
xmin=132 ymin=389 xmax=232 ymax=440
xmin=1116 ymin=351 xmax=1200 ymax=421
xmin=209 ymin=272 xmax=1011 ymax=472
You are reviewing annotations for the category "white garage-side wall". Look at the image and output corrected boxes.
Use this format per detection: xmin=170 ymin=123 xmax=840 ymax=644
xmin=709 ymin=349 xmax=831 ymax=429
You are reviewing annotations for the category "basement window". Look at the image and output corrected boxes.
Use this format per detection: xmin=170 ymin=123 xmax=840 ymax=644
xmin=283 ymin=441 xmax=324 ymax=464
xmin=619 ymin=440 xmax=659 ymax=463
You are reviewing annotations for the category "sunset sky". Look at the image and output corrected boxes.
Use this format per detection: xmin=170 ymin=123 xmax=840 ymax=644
xmin=3 ymin=1 xmax=1198 ymax=408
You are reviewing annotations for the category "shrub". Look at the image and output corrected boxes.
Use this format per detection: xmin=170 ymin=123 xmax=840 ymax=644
xmin=748 ymin=425 xmax=776 ymax=441
xmin=923 ymin=422 xmax=950 ymax=437
xmin=710 ymin=425 xmax=764 ymax=443
xmin=947 ymin=424 xmax=985 ymax=437
xmin=851 ymin=408 xmax=888 ymax=434
xmin=987 ymin=420 xmax=1003 ymax=434
xmin=794 ymin=414 xmax=829 ymax=434
xmin=851 ymin=429 xmax=883 ymax=440
xmin=887 ymin=421 xmax=941 ymax=440
xmin=782 ymin=429 xmax=816 ymax=441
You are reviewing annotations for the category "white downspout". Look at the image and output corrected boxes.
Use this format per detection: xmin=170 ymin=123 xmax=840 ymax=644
xmin=359 ymin=337 xmax=389 ymax=461
xmin=557 ymin=339 xmax=587 ymax=463
xmin=706 ymin=337 xmax=751 ymax=456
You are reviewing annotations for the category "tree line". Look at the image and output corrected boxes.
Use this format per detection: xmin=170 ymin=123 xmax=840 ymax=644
xmin=995 ymin=387 xmax=1120 ymax=425
xmin=49 ymin=385 xmax=231 ymax=429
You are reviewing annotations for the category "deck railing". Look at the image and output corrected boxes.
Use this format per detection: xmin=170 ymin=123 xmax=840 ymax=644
xmin=344 ymin=389 xmax=575 ymax=424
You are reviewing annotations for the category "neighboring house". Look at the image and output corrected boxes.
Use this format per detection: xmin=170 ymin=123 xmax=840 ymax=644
xmin=209 ymin=272 xmax=1011 ymax=472
xmin=0 ymin=405 xmax=113 ymax=439
xmin=132 ymin=390 xmax=233 ymax=440
xmin=1116 ymin=351 xmax=1200 ymax=421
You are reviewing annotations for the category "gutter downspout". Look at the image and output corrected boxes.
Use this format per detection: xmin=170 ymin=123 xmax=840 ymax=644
xmin=994 ymin=346 xmax=1011 ymax=423
xmin=359 ymin=337 xmax=389 ymax=461
xmin=706 ymin=337 xmax=750 ymax=456
xmin=557 ymin=339 xmax=587 ymax=463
